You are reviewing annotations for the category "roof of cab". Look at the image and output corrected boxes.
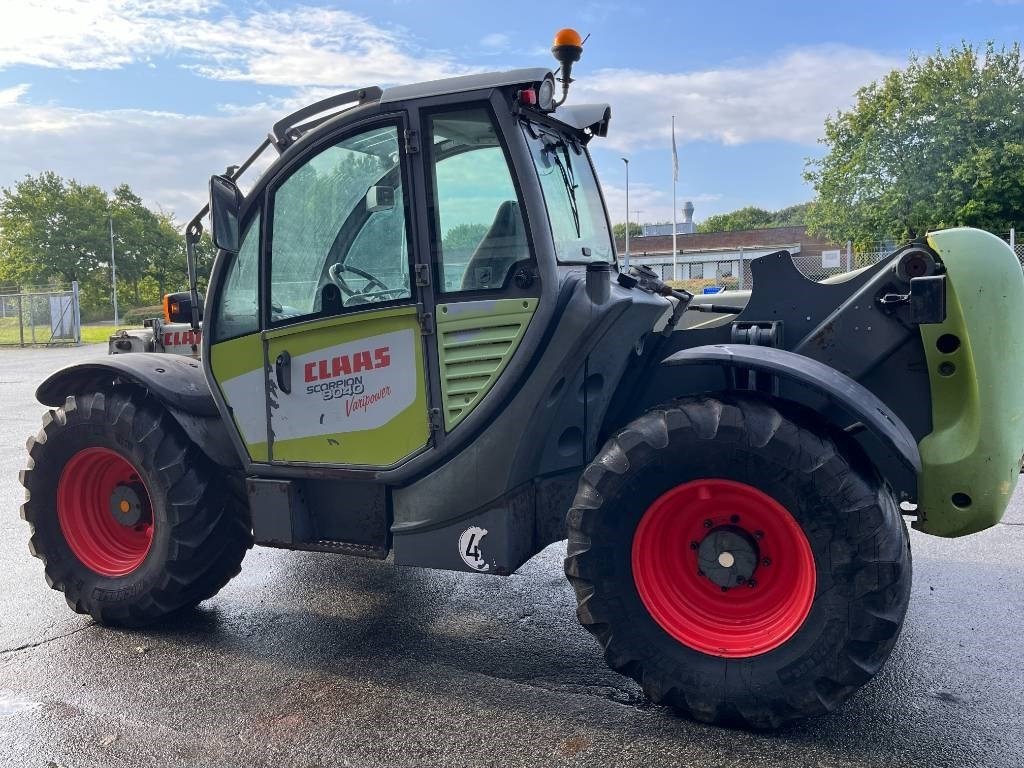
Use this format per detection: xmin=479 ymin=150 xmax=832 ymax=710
xmin=380 ymin=68 xmax=553 ymax=103
xmin=378 ymin=67 xmax=612 ymax=138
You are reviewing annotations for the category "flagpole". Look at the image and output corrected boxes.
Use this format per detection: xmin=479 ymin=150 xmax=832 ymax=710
xmin=671 ymin=115 xmax=678 ymax=281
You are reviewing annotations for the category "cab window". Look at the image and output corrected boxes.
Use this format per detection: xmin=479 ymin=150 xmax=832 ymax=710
xmin=524 ymin=125 xmax=613 ymax=264
xmin=269 ymin=124 xmax=412 ymax=324
xmin=427 ymin=107 xmax=532 ymax=293
xmin=211 ymin=211 xmax=260 ymax=342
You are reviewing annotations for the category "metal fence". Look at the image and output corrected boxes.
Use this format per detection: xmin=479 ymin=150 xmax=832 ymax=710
xmin=1005 ymin=230 xmax=1022 ymax=271
xmin=0 ymin=283 xmax=81 ymax=347
xmin=793 ymin=233 xmax=1024 ymax=283
xmin=790 ymin=243 xmax=893 ymax=284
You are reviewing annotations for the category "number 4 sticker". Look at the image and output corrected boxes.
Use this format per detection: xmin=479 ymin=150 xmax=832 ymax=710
xmin=458 ymin=526 xmax=489 ymax=571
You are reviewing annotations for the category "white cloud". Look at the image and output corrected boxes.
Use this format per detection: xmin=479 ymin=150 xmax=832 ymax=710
xmin=182 ymin=8 xmax=465 ymax=87
xmin=0 ymin=2 xmax=470 ymax=217
xmin=573 ymin=45 xmax=900 ymax=150
xmin=0 ymin=3 xmax=901 ymax=225
xmin=0 ymin=1 xmax=464 ymax=88
xmin=0 ymin=85 xmax=278 ymax=219
xmin=600 ymin=181 xmax=668 ymax=226
xmin=0 ymin=84 xmax=31 ymax=105
xmin=1 ymin=1 xmax=183 ymax=71
xmin=599 ymin=180 xmax=722 ymax=226
xmin=480 ymin=33 xmax=510 ymax=51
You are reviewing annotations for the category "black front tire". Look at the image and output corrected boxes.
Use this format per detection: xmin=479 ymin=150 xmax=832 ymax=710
xmin=20 ymin=389 xmax=252 ymax=626
xmin=565 ymin=395 xmax=912 ymax=728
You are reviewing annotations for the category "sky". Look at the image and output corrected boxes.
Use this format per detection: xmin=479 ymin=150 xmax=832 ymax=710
xmin=0 ymin=0 xmax=1021 ymax=227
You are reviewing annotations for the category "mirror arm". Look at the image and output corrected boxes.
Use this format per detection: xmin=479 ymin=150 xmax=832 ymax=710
xmin=230 ymin=136 xmax=274 ymax=181
xmin=185 ymin=215 xmax=205 ymax=333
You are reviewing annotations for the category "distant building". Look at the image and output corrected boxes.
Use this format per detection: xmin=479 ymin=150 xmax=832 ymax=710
xmin=641 ymin=200 xmax=696 ymax=237
xmin=616 ymin=224 xmax=845 ymax=288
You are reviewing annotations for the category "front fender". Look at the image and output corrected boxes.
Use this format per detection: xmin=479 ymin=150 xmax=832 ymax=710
xmin=916 ymin=228 xmax=1024 ymax=536
xmin=662 ymin=344 xmax=921 ymax=498
xmin=35 ymin=353 xmax=240 ymax=468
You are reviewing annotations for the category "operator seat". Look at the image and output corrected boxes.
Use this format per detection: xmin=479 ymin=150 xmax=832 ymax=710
xmin=460 ymin=200 xmax=529 ymax=291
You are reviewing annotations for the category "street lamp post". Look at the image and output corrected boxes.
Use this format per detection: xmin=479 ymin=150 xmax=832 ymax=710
xmin=109 ymin=214 xmax=119 ymax=327
xmin=621 ymin=157 xmax=630 ymax=269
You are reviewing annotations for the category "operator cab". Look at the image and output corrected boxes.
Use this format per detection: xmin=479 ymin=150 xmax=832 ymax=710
xmin=195 ymin=29 xmax=624 ymax=471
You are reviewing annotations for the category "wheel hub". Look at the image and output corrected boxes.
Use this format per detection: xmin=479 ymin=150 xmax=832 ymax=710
xmin=697 ymin=526 xmax=759 ymax=587
xmin=109 ymin=484 xmax=148 ymax=527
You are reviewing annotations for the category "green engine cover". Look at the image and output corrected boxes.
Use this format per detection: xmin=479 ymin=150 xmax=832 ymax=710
xmin=916 ymin=228 xmax=1024 ymax=536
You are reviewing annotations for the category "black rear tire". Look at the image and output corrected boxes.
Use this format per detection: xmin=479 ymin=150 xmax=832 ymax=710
xmin=565 ymin=394 xmax=911 ymax=728
xmin=20 ymin=389 xmax=252 ymax=627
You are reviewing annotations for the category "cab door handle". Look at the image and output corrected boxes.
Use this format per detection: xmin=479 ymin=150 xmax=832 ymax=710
xmin=275 ymin=351 xmax=291 ymax=394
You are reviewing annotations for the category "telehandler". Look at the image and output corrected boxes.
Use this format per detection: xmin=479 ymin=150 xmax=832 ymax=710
xmin=20 ymin=29 xmax=1024 ymax=727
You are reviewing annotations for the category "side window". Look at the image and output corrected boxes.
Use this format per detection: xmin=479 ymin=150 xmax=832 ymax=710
xmin=212 ymin=212 xmax=260 ymax=342
xmin=428 ymin=107 xmax=531 ymax=293
xmin=270 ymin=124 xmax=411 ymax=323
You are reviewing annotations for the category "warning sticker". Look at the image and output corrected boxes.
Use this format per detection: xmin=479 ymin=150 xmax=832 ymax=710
xmin=272 ymin=329 xmax=417 ymax=441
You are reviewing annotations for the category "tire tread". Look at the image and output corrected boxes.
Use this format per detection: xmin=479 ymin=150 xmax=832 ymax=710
xmin=20 ymin=387 xmax=252 ymax=627
xmin=565 ymin=394 xmax=912 ymax=729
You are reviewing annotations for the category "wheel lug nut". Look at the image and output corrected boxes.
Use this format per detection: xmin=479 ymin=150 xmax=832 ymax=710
xmin=703 ymin=519 xmax=713 ymax=528
xmin=762 ymin=557 xmax=771 ymax=566
xmin=736 ymin=577 xmax=746 ymax=585
xmin=690 ymin=541 xmax=700 ymax=550
xmin=747 ymin=579 xmax=757 ymax=588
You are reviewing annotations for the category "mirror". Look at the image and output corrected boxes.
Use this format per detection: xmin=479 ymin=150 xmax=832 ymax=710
xmin=209 ymin=174 xmax=243 ymax=252
xmin=163 ymin=291 xmax=205 ymax=324
xmin=365 ymin=185 xmax=396 ymax=213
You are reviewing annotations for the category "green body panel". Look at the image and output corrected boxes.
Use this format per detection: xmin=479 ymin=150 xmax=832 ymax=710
xmin=208 ymin=332 xmax=268 ymax=462
xmin=436 ymin=298 xmax=537 ymax=430
xmin=916 ymin=228 xmax=1024 ymax=536
xmin=264 ymin=307 xmax=429 ymax=467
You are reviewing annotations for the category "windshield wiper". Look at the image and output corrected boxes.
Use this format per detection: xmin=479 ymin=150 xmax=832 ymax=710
xmin=544 ymin=137 xmax=581 ymax=238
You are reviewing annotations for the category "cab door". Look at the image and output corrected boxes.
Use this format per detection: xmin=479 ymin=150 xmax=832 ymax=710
xmin=263 ymin=119 xmax=430 ymax=467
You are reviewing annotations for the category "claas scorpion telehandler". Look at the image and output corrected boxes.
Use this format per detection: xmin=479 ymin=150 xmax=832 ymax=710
xmin=20 ymin=30 xmax=1024 ymax=727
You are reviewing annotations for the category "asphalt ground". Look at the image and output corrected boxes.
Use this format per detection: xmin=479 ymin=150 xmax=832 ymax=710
xmin=1 ymin=344 xmax=1022 ymax=768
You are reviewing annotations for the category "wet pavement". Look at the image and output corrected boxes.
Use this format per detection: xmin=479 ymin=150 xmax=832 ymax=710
xmin=1 ymin=345 xmax=1022 ymax=767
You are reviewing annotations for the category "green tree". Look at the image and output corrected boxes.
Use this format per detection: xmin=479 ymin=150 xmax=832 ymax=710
xmin=0 ymin=172 xmax=109 ymax=287
xmin=442 ymin=222 xmax=489 ymax=251
xmin=770 ymin=202 xmax=813 ymax=227
xmin=140 ymin=212 xmax=190 ymax=301
xmin=697 ymin=206 xmax=774 ymax=233
xmin=612 ymin=222 xmax=642 ymax=238
xmin=0 ymin=172 xmax=196 ymax=318
xmin=805 ymin=42 xmax=1024 ymax=246
xmin=693 ymin=203 xmax=813 ymax=233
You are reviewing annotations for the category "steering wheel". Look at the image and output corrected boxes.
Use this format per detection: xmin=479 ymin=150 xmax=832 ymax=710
xmin=328 ymin=262 xmax=398 ymax=300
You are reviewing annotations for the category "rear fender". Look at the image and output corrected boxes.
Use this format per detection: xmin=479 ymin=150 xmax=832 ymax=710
xmin=35 ymin=353 xmax=241 ymax=469
xmin=661 ymin=344 xmax=921 ymax=499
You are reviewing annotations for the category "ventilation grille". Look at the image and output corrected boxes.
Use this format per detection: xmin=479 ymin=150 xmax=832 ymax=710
xmin=437 ymin=299 xmax=536 ymax=430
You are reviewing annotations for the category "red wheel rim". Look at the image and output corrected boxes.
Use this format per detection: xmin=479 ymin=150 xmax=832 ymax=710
xmin=57 ymin=447 xmax=154 ymax=576
xmin=632 ymin=479 xmax=815 ymax=658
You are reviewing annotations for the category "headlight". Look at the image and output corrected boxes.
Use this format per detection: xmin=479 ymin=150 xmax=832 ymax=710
xmin=538 ymin=75 xmax=556 ymax=112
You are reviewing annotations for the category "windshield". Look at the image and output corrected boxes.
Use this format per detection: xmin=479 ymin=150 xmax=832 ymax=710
xmin=523 ymin=124 xmax=614 ymax=265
